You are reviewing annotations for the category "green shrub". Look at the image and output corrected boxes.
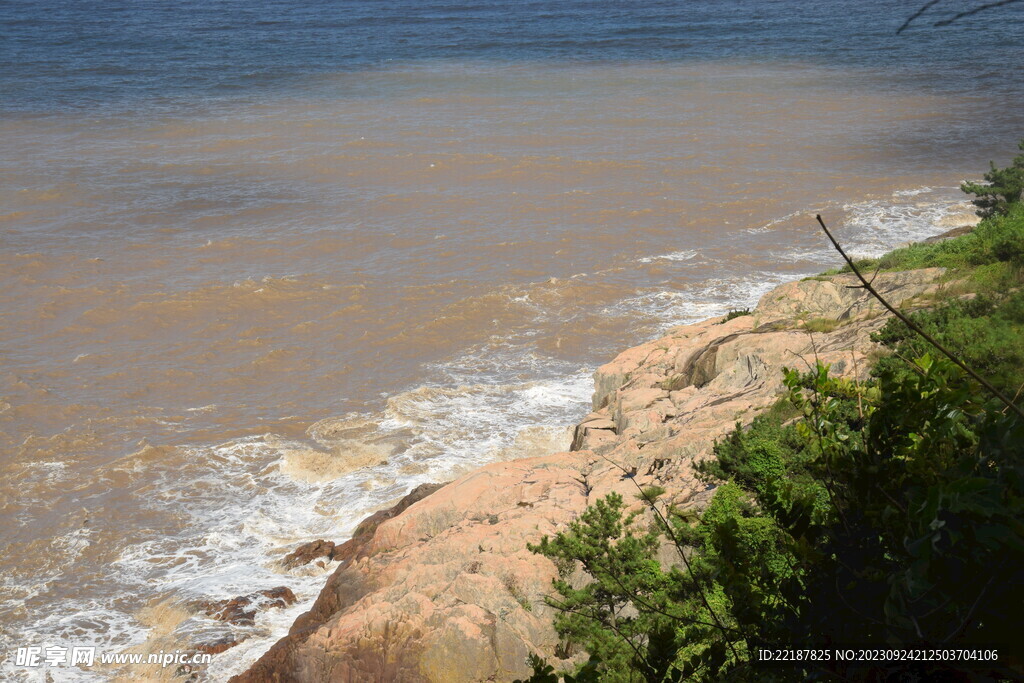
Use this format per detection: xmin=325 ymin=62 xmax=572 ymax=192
xmin=721 ymin=308 xmax=751 ymax=323
xmin=962 ymin=138 xmax=1024 ymax=218
xmin=526 ymin=357 xmax=1024 ymax=681
xmin=871 ymin=290 xmax=1024 ymax=396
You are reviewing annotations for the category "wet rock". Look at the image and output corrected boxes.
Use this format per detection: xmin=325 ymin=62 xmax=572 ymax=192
xmin=282 ymin=539 xmax=337 ymax=569
xmin=194 ymin=586 xmax=297 ymax=626
xmin=195 ymin=633 xmax=247 ymax=655
xmin=924 ymin=224 xmax=975 ymax=242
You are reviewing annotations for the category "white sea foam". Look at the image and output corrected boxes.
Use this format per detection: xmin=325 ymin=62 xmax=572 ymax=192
xmin=837 ymin=187 xmax=975 ymax=258
xmin=88 ymin=363 xmax=591 ymax=679
xmin=0 ymin=601 xmax=148 ymax=682
xmin=893 ymin=186 xmax=933 ymax=197
xmin=618 ymin=269 xmax=798 ymax=331
xmin=621 ymin=186 xmax=973 ymax=332
xmin=637 ymin=249 xmax=699 ymax=263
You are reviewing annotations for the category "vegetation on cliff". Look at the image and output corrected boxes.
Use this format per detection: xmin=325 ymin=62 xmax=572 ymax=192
xmin=962 ymin=138 xmax=1024 ymax=218
xmin=523 ymin=144 xmax=1024 ymax=681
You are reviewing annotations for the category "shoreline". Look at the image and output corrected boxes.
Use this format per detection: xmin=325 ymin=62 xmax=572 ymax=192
xmin=222 ymin=256 xmax=963 ymax=682
xmin=107 ymin=198 xmax=981 ymax=681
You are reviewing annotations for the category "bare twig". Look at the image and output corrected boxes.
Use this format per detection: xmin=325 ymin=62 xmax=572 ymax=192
xmin=897 ymin=0 xmax=1022 ymax=33
xmin=815 ymin=215 xmax=1024 ymax=420
xmin=896 ymin=0 xmax=944 ymax=34
xmin=943 ymin=573 xmax=996 ymax=642
xmin=934 ymin=0 xmax=1023 ymax=27
xmin=785 ymin=347 xmax=816 ymax=374
xmin=1004 ymin=379 xmax=1024 ymax=415
xmin=852 ymin=349 xmax=864 ymax=421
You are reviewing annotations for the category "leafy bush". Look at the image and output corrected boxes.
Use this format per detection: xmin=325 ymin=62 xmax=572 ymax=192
xmin=525 ymin=357 xmax=1024 ymax=681
xmin=962 ymin=138 xmax=1024 ymax=218
xmin=871 ymin=290 xmax=1024 ymax=396
xmin=721 ymin=308 xmax=752 ymax=323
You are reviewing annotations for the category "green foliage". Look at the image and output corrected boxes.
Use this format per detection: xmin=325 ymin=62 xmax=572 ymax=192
xmin=961 ymin=138 xmax=1024 ymax=217
xmin=515 ymin=654 xmax=602 ymax=683
xmin=528 ymin=355 xmax=1024 ymax=681
xmin=871 ymin=289 xmax=1024 ymax=396
xmin=636 ymin=485 xmax=667 ymax=505
xmin=526 ymin=493 xmax=697 ymax=681
xmin=721 ymin=308 xmax=752 ymax=323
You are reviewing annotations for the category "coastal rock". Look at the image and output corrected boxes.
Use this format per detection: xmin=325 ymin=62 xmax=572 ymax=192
xmin=196 ymin=634 xmax=246 ymax=656
xmin=925 ymin=224 xmax=976 ymax=243
xmin=282 ymin=540 xmax=337 ymax=569
xmin=569 ymin=413 xmax=617 ymax=451
xmin=755 ymin=267 xmax=944 ymax=322
xmin=195 ymin=587 xmax=297 ymax=627
xmin=235 ymin=268 xmax=951 ymax=683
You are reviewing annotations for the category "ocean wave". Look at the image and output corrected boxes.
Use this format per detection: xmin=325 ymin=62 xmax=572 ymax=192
xmin=838 ymin=188 xmax=976 ymax=258
xmin=637 ymin=249 xmax=699 ymax=264
xmin=94 ymin=369 xmax=590 ymax=679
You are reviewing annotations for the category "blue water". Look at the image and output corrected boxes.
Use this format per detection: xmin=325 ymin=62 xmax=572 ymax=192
xmin=3 ymin=0 xmax=1022 ymax=113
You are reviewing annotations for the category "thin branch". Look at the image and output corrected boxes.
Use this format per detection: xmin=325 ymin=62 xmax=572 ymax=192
xmin=1003 ymin=379 xmax=1024 ymax=415
xmin=834 ymin=575 xmax=886 ymax=627
xmin=934 ymin=0 xmax=1023 ymax=27
xmin=897 ymin=0 xmax=944 ymax=34
xmin=898 ymin=0 xmax=1022 ymax=33
xmin=545 ymin=597 xmax=656 ymax=677
xmin=943 ymin=573 xmax=996 ymax=642
xmin=852 ymin=349 xmax=864 ymax=421
xmin=815 ymin=215 xmax=1024 ymax=420
xmin=785 ymin=348 xmax=816 ymax=374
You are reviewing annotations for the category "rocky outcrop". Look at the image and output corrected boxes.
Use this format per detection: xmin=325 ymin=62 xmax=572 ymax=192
xmin=194 ymin=587 xmax=298 ymax=627
xmin=235 ymin=268 xmax=948 ymax=683
xmin=282 ymin=540 xmax=338 ymax=569
xmin=755 ymin=268 xmax=944 ymax=324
